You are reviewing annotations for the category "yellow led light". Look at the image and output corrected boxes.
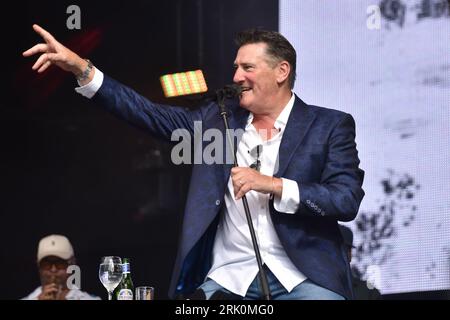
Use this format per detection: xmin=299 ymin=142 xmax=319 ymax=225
xmin=160 ymin=70 xmax=208 ymax=98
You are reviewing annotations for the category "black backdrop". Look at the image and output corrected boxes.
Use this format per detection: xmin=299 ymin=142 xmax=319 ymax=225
xmin=1 ymin=0 xmax=278 ymax=299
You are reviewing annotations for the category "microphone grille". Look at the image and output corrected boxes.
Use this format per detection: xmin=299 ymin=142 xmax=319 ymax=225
xmin=223 ymin=84 xmax=244 ymax=98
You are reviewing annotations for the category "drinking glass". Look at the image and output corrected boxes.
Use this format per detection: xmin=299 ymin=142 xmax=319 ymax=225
xmin=99 ymin=256 xmax=123 ymax=300
xmin=135 ymin=286 xmax=154 ymax=300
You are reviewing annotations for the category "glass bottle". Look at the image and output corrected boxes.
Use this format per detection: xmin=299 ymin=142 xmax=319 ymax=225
xmin=114 ymin=258 xmax=134 ymax=300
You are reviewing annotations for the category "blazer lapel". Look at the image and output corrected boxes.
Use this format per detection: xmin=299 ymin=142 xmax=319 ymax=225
xmin=276 ymin=96 xmax=316 ymax=178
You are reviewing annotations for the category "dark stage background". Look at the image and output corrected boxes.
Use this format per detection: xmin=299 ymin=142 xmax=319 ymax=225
xmin=2 ymin=0 xmax=278 ymax=299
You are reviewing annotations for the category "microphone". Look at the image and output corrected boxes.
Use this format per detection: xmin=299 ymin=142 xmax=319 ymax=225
xmin=202 ymin=84 xmax=248 ymax=101
xmin=221 ymin=84 xmax=247 ymax=98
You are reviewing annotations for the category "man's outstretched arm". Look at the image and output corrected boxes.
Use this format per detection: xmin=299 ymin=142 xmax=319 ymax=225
xmin=22 ymin=24 xmax=203 ymax=140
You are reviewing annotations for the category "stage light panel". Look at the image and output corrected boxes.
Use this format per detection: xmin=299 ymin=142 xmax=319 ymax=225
xmin=160 ymin=70 xmax=208 ymax=98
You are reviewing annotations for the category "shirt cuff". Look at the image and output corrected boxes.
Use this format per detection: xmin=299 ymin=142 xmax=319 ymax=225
xmin=273 ymin=178 xmax=300 ymax=214
xmin=74 ymin=68 xmax=104 ymax=99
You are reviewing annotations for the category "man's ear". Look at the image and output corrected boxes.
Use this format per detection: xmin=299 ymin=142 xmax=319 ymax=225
xmin=276 ymin=61 xmax=290 ymax=85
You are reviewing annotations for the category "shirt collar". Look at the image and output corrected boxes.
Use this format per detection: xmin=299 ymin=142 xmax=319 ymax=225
xmin=246 ymin=93 xmax=295 ymax=131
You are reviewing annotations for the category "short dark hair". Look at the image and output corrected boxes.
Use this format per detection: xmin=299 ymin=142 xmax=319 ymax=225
xmin=235 ymin=29 xmax=297 ymax=89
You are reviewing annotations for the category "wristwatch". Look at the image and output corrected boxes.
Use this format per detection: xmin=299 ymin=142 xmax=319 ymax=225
xmin=76 ymin=59 xmax=94 ymax=82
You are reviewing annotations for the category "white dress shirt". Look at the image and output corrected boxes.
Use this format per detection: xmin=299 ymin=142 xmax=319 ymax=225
xmin=76 ymin=70 xmax=306 ymax=297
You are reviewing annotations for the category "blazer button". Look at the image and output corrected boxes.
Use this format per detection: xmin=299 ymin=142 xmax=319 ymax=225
xmin=215 ymin=200 xmax=221 ymax=206
xmin=306 ymin=200 xmax=311 ymax=204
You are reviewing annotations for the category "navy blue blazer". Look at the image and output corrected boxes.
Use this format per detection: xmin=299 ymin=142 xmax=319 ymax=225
xmin=92 ymin=75 xmax=365 ymax=299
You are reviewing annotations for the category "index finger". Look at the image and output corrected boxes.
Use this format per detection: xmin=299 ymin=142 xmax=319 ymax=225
xmin=33 ymin=24 xmax=56 ymax=44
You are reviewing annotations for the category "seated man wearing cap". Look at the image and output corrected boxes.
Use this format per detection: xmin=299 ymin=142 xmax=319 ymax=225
xmin=23 ymin=235 xmax=100 ymax=300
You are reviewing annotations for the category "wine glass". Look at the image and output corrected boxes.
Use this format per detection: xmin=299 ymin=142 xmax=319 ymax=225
xmin=99 ymin=256 xmax=123 ymax=300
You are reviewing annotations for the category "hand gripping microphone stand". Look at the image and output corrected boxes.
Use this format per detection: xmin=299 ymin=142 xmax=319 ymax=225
xmin=215 ymin=85 xmax=271 ymax=301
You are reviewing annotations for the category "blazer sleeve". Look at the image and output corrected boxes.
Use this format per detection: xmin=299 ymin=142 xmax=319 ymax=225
xmin=297 ymin=113 xmax=365 ymax=222
xmin=91 ymin=75 xmax=206 ymax=141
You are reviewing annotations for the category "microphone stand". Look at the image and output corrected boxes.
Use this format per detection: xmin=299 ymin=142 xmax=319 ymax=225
xmin=216 ymin=89 xmax=271 ymax=301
